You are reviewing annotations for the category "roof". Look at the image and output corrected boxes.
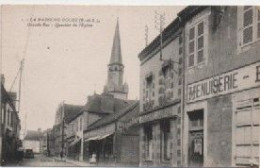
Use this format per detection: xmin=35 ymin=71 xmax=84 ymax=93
xmin=86 ymin=101 xmax=139 ymax=132
xmin=84 ymin=93 xmax=135 ymax=114
xmin=109 ymin=19 xmax=122 ymax=65
xmin=24 ymin=130 xmax=44 ymax=141
xmin=138 ymin=6 xmax=208 ymax=61
xmin=63 ymin=104 xmax=84 ymax=123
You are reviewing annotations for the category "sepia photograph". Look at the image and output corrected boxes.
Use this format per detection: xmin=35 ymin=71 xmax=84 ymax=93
xmin=0 ymin=4 xmax=259 ymax=167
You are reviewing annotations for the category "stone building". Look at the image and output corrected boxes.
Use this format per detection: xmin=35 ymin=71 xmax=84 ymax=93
xmin=83 ymin=99 xmax=139 ymax=166
xmin=51 ymin=103 xmax=84 ymax=156
xmin=181 ymin=6 xmax=260 ymax=167
xmin=138 ymin=13 xmax=184 ymax=167
xmin=0 ymin=75 xmax=21 ymax=165
xmin=138 ymin=6 xmax=260 ymax=167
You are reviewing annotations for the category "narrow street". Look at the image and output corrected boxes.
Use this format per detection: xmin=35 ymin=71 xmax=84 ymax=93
xmin=10 ymin=155 xmax=77 ymax=167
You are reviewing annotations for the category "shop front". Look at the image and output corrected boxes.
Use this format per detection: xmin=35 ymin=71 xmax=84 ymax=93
xmin=139 ymin=101 xmax=181 ymax=167
xmin=184 ymin=62 xmax=260 ymax=167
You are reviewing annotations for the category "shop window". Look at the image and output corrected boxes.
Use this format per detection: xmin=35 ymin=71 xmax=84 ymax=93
xmin=238 ymin=6 xmax=260 ymax=48
xmin=160 ymin=120 xmax=171 ymax=161
xmin=144 ymin=125 xmax=153 ymax=160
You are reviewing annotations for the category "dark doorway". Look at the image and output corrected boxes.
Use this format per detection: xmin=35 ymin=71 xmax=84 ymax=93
xmin=188 ymin=109 xmax=204 ymax=166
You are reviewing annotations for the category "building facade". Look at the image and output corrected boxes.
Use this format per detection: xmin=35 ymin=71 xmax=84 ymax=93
xmin=138 ymin=6 xmax=260 ymax=167
xmin=51 ymin=103 xmax=84 ymax=156
xmin=138 ymin=16 xmax=184 ymax=167
xmin=0 ymin=75 xmax=21 ymax=165
xmin=181 ymin=6 xmax=260 ymax=167
xmin=84 ymin=101 xmax=139 ymax=166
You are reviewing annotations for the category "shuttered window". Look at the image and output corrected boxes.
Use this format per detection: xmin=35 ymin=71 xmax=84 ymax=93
xmin=234 ymin=98 xmax=260 ymax=166
xmin=239 ymin=6 xmax=260 ymax=47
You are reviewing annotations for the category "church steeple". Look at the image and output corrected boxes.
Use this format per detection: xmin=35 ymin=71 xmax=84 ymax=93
xmin=109 ymin=19 xmax=122 ymax=65
xmin=103 ymin=19 xmax=128 ymax=100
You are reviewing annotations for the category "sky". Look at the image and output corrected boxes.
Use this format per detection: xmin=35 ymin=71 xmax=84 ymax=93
xmin=1 ymin=5 xmax=184 ymax=131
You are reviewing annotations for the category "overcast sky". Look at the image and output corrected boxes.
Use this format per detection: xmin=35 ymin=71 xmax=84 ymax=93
xmin=1 ymin=5 xmax=184 ymax=131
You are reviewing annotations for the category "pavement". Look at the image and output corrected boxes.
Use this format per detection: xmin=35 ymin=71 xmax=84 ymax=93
xmin=4 ymin=154 xmax=88 ymax=167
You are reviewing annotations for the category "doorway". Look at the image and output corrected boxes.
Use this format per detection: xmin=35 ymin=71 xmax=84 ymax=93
xmin=188 ymin=109 xmax=204 ymax=166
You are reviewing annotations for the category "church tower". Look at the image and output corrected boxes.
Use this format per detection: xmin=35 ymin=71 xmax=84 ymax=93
xmin=103 ymin=19 xmax=128 ymax=100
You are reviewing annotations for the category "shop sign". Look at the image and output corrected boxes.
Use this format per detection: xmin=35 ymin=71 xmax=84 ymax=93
xmin=139 ymin=105 xmax=177 ymax=123
xmin=187 ymin=62 xmax=260 ymax=103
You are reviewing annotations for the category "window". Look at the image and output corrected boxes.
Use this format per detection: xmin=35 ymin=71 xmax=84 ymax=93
xmin=256 ymin=65 xmax=260 ymax=82
xmin=239 ymin=6 xmax=260 ymax=46
xmin=145 ymin=73 xmax=154 ymax=102
xmin=188 ymin=21 xmax=206 ymax=67
xmin=144 ymin=125 xmax=153 ymax=160
xmin=234 ymin=98 xmax=259 ymax=166
xmin=160 ymin=120 xmax=171 ymax=161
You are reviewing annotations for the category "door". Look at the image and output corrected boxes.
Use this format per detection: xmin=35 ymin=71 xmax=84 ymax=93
xmin=189 ymin=131 xmax=203 ymax=166
xmin=188 ymin=109 xmax=204 ymax=166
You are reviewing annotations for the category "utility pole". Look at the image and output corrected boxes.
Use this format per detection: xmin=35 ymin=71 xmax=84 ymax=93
xmin=145 ymin=25 xmax=149 ymax=47
xmin=18 ymin=59 xmax=24 ymax=114
xmin=155 ymin=11 xmax=165 ymax=61
xmin=113 ymin=98 xmax=117 ymax=166
xmin=61 ymin=102 xmax=65 ymax=158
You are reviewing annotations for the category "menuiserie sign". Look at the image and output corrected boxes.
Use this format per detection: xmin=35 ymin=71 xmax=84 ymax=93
xmin=187 ymin=62 xmax=260 ymax=103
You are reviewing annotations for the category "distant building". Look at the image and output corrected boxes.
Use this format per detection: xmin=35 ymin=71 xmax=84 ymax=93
xmin=51 ymin=103 xmax=84 ymax=156
xmin=84 ymin=101 xmax=139 ymax=166
xmin=23 ymin=129 xmax=44 ymax=153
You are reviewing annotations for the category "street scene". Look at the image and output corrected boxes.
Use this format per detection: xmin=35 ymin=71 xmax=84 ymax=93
xmin=0 ymin=5 xmax=260 ymax=167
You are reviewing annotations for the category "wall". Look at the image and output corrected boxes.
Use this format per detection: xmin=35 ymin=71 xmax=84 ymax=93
xmin=117 ymin=134 xmax=139 ymax=166
xmin=184 ymin=6 xmax=260 ymax=167
xmin=185 ymin=7 xmax=260 ymax=85
xmin=207 ymin=95 xmax=232 ymax=166
xmin=140 ymin=37 xmax=180 ymax=113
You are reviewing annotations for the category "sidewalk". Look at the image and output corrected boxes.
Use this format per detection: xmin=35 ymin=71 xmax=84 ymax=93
xmin=54 ymin=157 xmax=95 ymax=167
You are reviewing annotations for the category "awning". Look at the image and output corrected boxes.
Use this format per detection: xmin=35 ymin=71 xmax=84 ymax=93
xmin=85 ymin=133 xmax=113 ymax=142
xmin=98 ymin=133 xmax=112 ymax=140
xmin=69 ymin=138 xmax=81 ymax=147
xmin=85 ymin=135 xmax=101 ymax=142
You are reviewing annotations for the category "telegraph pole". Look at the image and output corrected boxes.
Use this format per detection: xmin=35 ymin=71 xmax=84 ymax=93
xmin=18 ymin=59 xmax=24 ymax=113
xmin=61 ymin=101 xmax=65 ymax=158
xmin=145 ymin=25 xmax=149 ymax=47
xmin=113 ymin=98 xmax=117 ymax=166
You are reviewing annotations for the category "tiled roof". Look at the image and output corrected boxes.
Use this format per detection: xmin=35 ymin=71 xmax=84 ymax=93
xmin=86 ymin=101 xmax=139 ymax=132
xmin=63 ymin=104 xmax=84 ymax=123
xmin=24 ymin=130 xmax=44 ymax=141
xmin=84 ymin=94 xmax=135 ymax=114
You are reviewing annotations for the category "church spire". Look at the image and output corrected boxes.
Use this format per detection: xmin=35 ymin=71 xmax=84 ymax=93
xmin=103 ymin=18 xmax=128 ymax=100
xmin=109 ymin=18 xmax=122 ymax=65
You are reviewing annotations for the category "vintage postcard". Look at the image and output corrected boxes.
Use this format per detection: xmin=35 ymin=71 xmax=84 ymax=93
xmin=0 ymin=4 xmax=259 ymax=167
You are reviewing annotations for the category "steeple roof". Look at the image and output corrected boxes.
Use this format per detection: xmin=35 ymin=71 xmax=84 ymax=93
xmin=109 ymin=19 xmax=122 ymax=65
